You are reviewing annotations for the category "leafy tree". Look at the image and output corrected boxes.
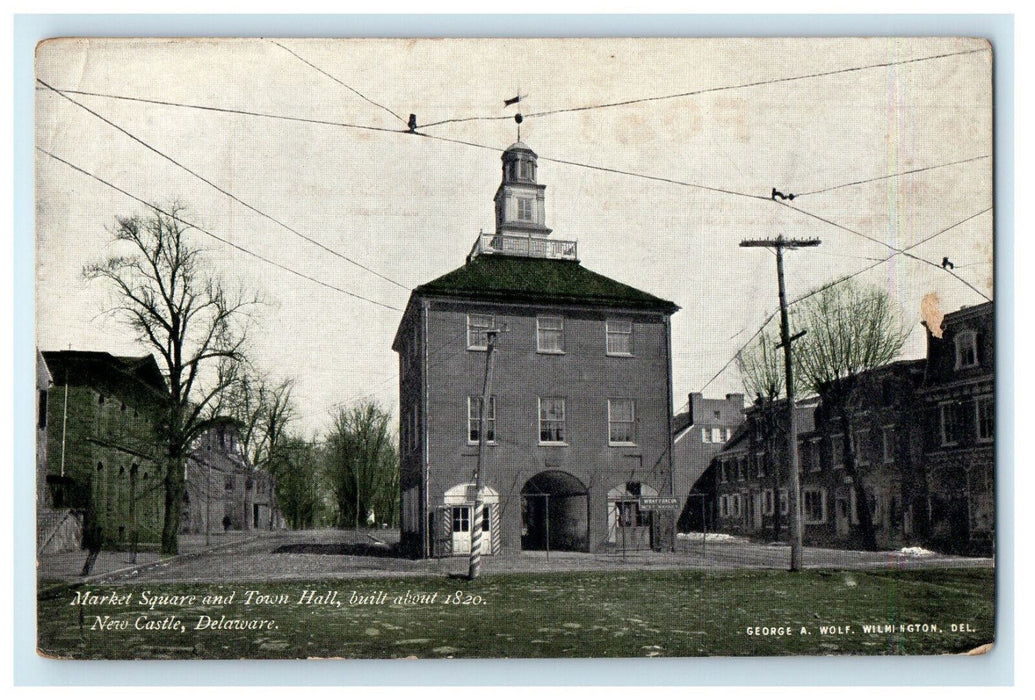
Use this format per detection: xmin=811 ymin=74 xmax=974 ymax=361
xmin=324 ymin=401 xmax=399 ymax=529
xmin=795 ymin=280 xmax=909 ymax=551
xmin=85 ymin=206 xmax=256 ymax=553
xmin=269 ymin=435 xmax=327 ymax=530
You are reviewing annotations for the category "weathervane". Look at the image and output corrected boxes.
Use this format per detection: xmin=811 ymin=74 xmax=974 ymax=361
xmin=504 ymin=90 xmax=526 ymax=141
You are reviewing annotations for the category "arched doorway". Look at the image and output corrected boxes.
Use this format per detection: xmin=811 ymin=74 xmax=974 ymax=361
xmin=521 ymin=471 xmax=589 ymax=552
xmin=607 ymin=481 xmax=658 ymax=550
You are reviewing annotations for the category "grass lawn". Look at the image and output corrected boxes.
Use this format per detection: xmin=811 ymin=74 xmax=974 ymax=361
xmin=37 ymin=567 xmax=995 ymax=659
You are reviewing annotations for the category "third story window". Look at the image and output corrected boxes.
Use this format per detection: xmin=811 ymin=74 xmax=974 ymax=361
xmin=608 ymin=399 xmax=636 ymax=444
xmin=539 ymin=397 xmax=567 ymax=443
xmin=606 ymin=319 xmax=633 ymax=355
xmin=955 ymin=331 xmax=979 ymax=369
xmin=467 ymin=313 xmax=494 ymax=350
xmin=882 ymin=426 xmax=896 ymax=463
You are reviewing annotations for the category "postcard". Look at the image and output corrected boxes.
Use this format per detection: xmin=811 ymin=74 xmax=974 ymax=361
xmin=34 ymin=37 xmax=995 ymax=660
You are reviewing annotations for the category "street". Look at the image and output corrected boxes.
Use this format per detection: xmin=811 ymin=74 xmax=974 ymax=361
xmin=38 ymin=528 xmax=994 ymax=586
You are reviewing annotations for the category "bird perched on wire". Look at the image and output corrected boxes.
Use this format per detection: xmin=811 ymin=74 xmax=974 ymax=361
xmin=942 ymin=257 xmax=955 ymax=270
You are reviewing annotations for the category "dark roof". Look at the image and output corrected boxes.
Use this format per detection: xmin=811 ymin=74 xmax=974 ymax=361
xmin=412 ymin=254 xmax=680 ymax=313
xmin=42 ymin=350 xmax=167 ymax=394
xmin=672 ymin=410 xmax=691 ymax=435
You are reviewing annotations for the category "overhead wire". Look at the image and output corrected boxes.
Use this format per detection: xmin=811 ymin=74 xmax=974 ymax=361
xmin=37 ymin=147 xmax=405 ymax=313
xmin=774 ymin=200 xmax=993 ymax=301
xmin=415 ymin=46 xmax=989 ymax=129
xmin=270 ymin=40 xmax=410 ymax=127
xmin=38 ymin=79 xmax=412 ymax=293
xmin=698 ymin=205 xmax=993 ymax=392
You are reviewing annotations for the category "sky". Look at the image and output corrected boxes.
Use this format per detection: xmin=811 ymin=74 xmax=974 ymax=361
xmin=34 ymin=37 xmax=994 ymax=437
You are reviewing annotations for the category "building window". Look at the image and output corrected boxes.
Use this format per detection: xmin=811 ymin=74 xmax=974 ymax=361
xmin=410 ymin=404 xmax=419 ymax=453
xmin=608 ymin=399 xmax=636 ymax=445
xmin=831 ymin=434 xmax=845 ymax=468
xmin=517 ymin=197 xmax=534 ymax=221
xmin=711 ymin=427 xmax=723 ymax=443
xmin=519 ymin=160 xmax=534 ymax=181
xmin=720 ymin=494 xmax=729 ymax=518
xmin=605 ymin=319 xmax=633 ymax=356
xmin=467 ymin=313 xmax=495 ymax=350
xmin=809 ymin=439 xmax=822 ymax=472
xmin=803 ymin=488 xmax=826 ymax=524
xmin=538 ymin=397 xmax=566 ymax=444
xmin=755 ymin=453 xmax=767 ymax=478
xmin=726 ymin=428 xmax=733 ymax=441
xmin=481 ymin=505 xmax=491 ymax=532
xmin=976 ymin=395 xmax=994 ymax=442
xmin=735 ymin=458 xmax=745 ymax=482
xmin=37 ymin=390 xmax=47 ymax=430
xmin=536 ymin=316 xmax=565 ymax=353
xmin=882 ymin=426 xmax=896 ymax=463
xmin=702 ymin=429 xmax=712 ymax=444
xmin=731 ymin=493 xmax=742 ymax=518
xmin=779 ymin=489 xmax=788 ymax=516
xmin=719 ymin=461 xmax=728 ymax=483
xmin=451 ymin=506 xmax=470 ymax=533
xmin=468 ymin=396 xmax=497 ymax=444
xmin=854 ymin=429 xmax=870 ymax=466
xmin=955 ymin=331 xmax=979 ymax=369
xmin=763 ymin=489 xmax=775 ymax=516
xmin=940 ymin=402 xmax=961 ymax=446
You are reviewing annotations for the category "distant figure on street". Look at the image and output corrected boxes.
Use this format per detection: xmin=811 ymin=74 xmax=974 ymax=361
xmin=80 ymin=497 xmax=102 ymax=577
xmin=366 ymin=510 xmax=376 ymax=527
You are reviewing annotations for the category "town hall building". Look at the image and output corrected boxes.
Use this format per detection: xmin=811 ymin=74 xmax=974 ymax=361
xmin=393 ymin=141 xmax=679 ymax=558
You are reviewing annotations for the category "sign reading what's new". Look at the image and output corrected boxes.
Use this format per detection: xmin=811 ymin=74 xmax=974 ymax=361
xmin=639 ymin=496 xmax=680 ymax=510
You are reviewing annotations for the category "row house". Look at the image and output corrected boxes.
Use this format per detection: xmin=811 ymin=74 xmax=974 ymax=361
xmin=709 ymin=361 xmax=928 ymax=549
xmin=702 ymin=302 xmax=996 ymax=555
xmin=919 ymin=301 xmax=994 ymax=554
xmin=671 ymin=392 xmax=744 ymax=531
xmin=394 ymin=140 xmax=679 ymax=557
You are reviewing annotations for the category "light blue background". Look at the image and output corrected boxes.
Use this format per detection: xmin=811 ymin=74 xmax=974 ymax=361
xmin=13 ymin=13 xmax=1014 ymax=686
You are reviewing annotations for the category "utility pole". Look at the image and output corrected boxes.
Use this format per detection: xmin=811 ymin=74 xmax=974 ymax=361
xmin=469 ymin=327 xmax=500 ymax=580
xmin=739 ymin=235 xmax=820 ymax=571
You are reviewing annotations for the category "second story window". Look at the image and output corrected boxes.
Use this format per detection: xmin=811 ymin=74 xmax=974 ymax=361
xmin=517 ymin=197 xmax=534 ymax=221
xmin=538 ymin=397 xmax=566 ymax=444
xmin=882 ymin=426 xmax=896 ymax=463
xmin=537 ymin=316 xmax=564 ymax=353
xmin=940 ymin=402 xmax=961 ymax=446
xmin=955 ymin=330 xmax=979 ymax=369
xmin=467 ymin=313 xmax=494 ymax=350
xmin=468 ymin=396 xmax=497 ymax=444
xmin=854 ymin=429 xmax=870 ymax=466
xmin=608 ymin=399 xmax=636 ymax=445
xmin=831 ymin=434 xmax=845 ymax=468
xmin=975 ymin=395 xmax=994 ymax=442
xmin=606 ymin=319 xmax=633 ymax=356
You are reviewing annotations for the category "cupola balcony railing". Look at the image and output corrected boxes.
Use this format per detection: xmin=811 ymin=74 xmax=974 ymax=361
xmin=468 ymin=233 xmax=578 ymax=262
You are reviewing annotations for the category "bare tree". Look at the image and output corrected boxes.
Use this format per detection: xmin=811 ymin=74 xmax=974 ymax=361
xmin=324 ymin=401 xmax=400 ymax=530
xmin=213 ymin=366 xmax=295 ymax=474
xmin=795 ymin=280 xmax=909 ymax=551
xmin=84 ymin=205 xmax=257 ymax=553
